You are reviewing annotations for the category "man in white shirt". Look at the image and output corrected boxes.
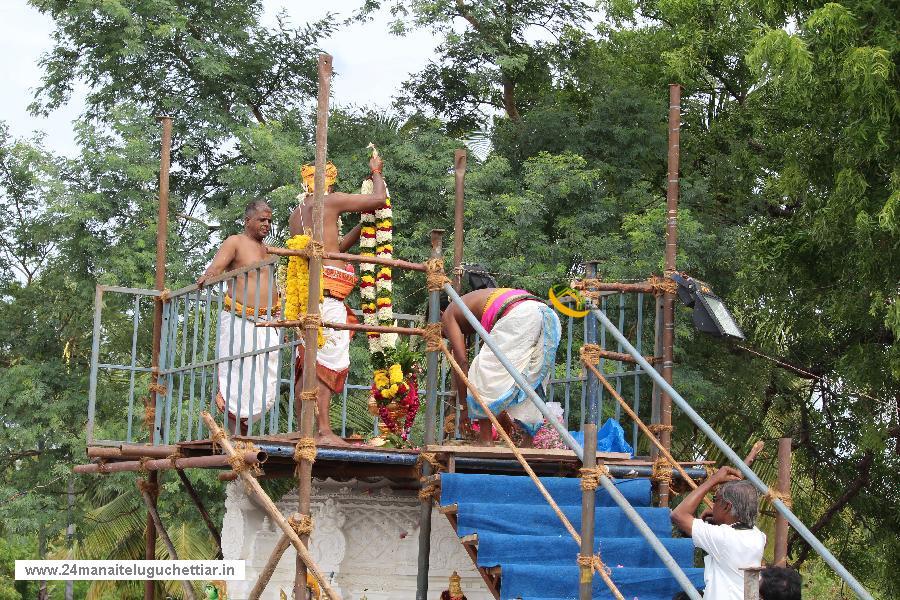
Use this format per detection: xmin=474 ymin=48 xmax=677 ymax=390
xmin=671 ymin=466 xmax=767 ymax=599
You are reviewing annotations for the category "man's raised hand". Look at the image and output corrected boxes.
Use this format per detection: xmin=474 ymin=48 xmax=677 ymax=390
xmin=369 ymin=154 xmax=383 ymax=174
xmin=711 ymin=466 xmax=744 ymax=484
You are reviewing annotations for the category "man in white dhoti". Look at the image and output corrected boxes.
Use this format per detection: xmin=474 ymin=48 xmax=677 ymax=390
xmin=289 ymin=155 xmax=388 ymax=445
xmin=197 ymin=200 xmax=280 ymax=433
xmin=442 ymin=287 xmax=562 ymax=446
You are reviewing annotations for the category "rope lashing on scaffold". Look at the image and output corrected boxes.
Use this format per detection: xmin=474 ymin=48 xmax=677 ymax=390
xmin=149 ymin=382 xmax=168 ymax=395
xmin=649 ymin=275 xmax=678 ymax=296
xmin=424 ymin=258 xmax=451 ymax=292
xmin=651 ymin=456 xmax=675 ymax=487
xmin=228 ymin=440 xmax=263 ymax=477
xmin=422 ymin=322 xmax=443 ymax=352
xmin=294 ymin=437 xmax=318 ymax=478
xmin=647 ymin=423 xmax=674 ymax=436
xmin=765 ymin=488 xmax=793 ymax=508
xmin=579 ymin=343 xmax=602 ymax=366
xmin=288 ymin=513 xmax=314 ymax=537
xmin=307 ymin=239 xmax=326 ymax=260
xmin=301 ymin=313 xmax=322 ymax=331
xmin=415 ymin=452 xmax=443 ymax=478
xmin=166 ymin=451 xmax=184 ymax=469
xmin=435 ymin=337 xmax=626 ymax=600
xmin=136 ymin=478 xmax=159 ymax=497
xmin=579 ymin=464 xmax=612 ymax=492
xmin=157 ymin=288 xmax=172 ymax=303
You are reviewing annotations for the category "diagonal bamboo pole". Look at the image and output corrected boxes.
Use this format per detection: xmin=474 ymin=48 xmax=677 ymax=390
xmin=200 ymin=412 xmax=339 ymax=599
xmin=138 ymin=484 xmax=197 ymax=600
xmin=581 ymin=356 xmax=714 ymax=510
xmin=436 ymin=342 xmax=625 ymax=600
xmin=248 ymin=534 xmax=291 ymax=600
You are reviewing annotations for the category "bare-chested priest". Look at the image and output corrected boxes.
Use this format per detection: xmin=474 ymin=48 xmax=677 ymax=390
xmin=291 ymin=154 xmax=387 ymax=446
xmin=197 ymin=200 xmax=280 ymax=434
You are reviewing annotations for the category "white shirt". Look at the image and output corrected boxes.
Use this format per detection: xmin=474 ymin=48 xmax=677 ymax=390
xmin=692 ymin=518 xmax=766 ymax=600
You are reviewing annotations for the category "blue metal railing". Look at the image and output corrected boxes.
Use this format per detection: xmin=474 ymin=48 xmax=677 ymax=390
xmin=86 ymin=260 xmax=660 ymax=449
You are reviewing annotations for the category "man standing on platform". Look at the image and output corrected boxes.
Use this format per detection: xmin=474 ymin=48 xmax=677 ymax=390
xmin=290 ymin=154 xmax=387 ymax=446
xmin=197 ymin=199 xmax=280 ymax=434
xmin=441 ymin=287 xmax=562 ymax=446
xmin=671 ymin=466 xmax=767 ymax=600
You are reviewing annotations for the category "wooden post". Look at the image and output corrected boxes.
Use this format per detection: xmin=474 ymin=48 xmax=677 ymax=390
xmin=295 ymin=53 xmax=332 ymax=600
xmin=415 ymin=229 xmax=445 ymax=600
xmin=774 ymin=437 xmax=792 ymax=565
xmin=145 ymin=115 xmax=172 ymax=600
xmin=659 ymin=84 xmax=680 ymax=507
xmin=742 ymin=567 xmax=762 ymax=600
xmin=453 ymin=149 xmax=466 ymax=291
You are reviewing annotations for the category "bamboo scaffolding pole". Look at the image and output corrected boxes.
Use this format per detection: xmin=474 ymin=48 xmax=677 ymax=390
xmin=587 ymin=348 xmax=659 ymax=365
xmin=73 ymin=451 xmax=264 ymax=475
xmin=87 ymin=445 xmax=179 ymax=459
xmin=200 ymin=412 xmax=339 ymax=599
xmin=659 ymin=83 xmax=681 ymax=507
xmin=295 ymin=52 xmax=332 ymax=600
xmin=437 ymin=342 xmax=625 ymax=600
xmin=582 ymin=357 xmax=713 ymax=510
xmin=175 ymin=470 xmax=223 ymax=558
xmin=256 ymin=320 xmax=424 ymax=337
xmin=138 ymin=483 xmax=197 ymax=600
xmin=267 ymin=246 xmax=427 ymax=272
xmin=453 ymin=149 xmax=466 ymax=291
xmin=249 ymin=534 xmax=291 ymax=600
xmin=774 ymin=438 xmax=792 ymax=566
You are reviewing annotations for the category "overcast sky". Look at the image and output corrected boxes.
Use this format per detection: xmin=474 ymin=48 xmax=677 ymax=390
xmin=0 ymin=1 xmax=437 ymax=156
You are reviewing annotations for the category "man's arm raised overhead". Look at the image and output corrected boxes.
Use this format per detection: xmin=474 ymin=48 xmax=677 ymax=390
xmin=325 ymin=155 xmax=388 ymax=215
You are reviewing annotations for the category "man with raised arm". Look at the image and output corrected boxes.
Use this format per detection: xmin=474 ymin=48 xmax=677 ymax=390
xmin=441 ymin=287 xmax=562 ymax=446
xmin=671 ymin=466 xmax=767 ymax=600
xmin=197 ymin=200 xmax=280 ymax=434
xmin=291 ymin=155 xmax=387 ymax=446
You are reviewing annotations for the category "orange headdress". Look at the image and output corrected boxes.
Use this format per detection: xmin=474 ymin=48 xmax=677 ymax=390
xmin=301 ymin=162 xmax=338 ymax=193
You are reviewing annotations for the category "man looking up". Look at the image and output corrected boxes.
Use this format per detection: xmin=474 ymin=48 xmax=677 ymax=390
xmin=671 ymin=466 xmax=767 ymax=600
xmin=290 ymin=155 xmax=387 ymax=446
xmin=197 ymin=200 xmax=280 ymax=434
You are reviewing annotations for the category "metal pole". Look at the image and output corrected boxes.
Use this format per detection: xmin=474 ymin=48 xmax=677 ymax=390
xmin=442 ymin=284 xmax=702 ymax=599
xmin=145 ymin=114 xmax=172 ymax=600
xmin=579 ymin=264 xmax=600 ymax=599
xmin=416 ymin=229 xmax=444 ymax=600
xmin=659 ymin=84 xmax=680 ymax=507
xmin=296 ymin=52 xmax=332 ymax=600
xmin=453 ymin=150 xmax=466 ymax=291
xmin=590 ymin=306 xmax=875 ymax=600
xmin=774 ymin=437 xmax=792 ymax=566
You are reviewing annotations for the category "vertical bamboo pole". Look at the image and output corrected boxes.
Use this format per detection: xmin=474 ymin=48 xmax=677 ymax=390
xmin=774 ymin=437 xmax=792 ymax=565
xmin=579 ymin=265 xmax=600 ymax=598
xmin=145 ymin=115 xmax=172 ymax=600
xmin=295 ymin=53 xmax=332 ymax=600
xmin=659 ymin=84 xmax=680 ymax=507
xmin=416 ymin=229 xmax=445 ymax=600
xmin=453 ymin=150 xmax=466 ymax=291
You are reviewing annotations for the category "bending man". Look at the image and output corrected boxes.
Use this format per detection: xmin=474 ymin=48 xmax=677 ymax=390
xmin=290 ymin=155 xmax=387 ymax=446
xmin=442 ymin=288 xmax=562 ymax=446
xmin=197 ymin=200 xmax=280 ymax=434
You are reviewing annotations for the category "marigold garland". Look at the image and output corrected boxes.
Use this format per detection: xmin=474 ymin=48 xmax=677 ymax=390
xmin=285 ymin=234 xmax=325 ymax=348
xmin=360 ymin=149 xmax=419 ymax=441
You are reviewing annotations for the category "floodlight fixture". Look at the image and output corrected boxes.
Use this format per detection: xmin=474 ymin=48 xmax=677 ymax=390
xmin=669 ymin=273 xmax=745 ymax=340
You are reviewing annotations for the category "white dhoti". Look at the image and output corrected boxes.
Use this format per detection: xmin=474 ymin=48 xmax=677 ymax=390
xmin=296 ymin=296 xmax=354 ymax=393
xmin=467 ymin=300 xmax=562 ymax=435
xmin=216 ymin=310 xmax=280 ymax=420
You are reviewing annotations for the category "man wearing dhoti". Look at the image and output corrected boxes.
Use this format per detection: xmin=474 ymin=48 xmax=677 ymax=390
xmin=442 ymin=287 xmax=562 ymax=446
xmin=197 ymin=200 xmax=281 ymax=433
xmin=289 ymin=155 xmax=388 ymax=446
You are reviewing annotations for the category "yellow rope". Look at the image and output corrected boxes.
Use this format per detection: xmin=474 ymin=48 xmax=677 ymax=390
xmin=301 ymin=313 xmax=322 ymax=331
xmin=422 ymin=322 xmax=444 ymax=352
xmin=652 ymin=456 xmax=675 ymax=487
xmin=424 ymin=258 xmax=450 ymax=292
xmin=166 ymin=451 xmax=183 ymax=469
xmin=579 ymin=464 xmax=611 ymax=491
xmin=418 ymin=484 xmax=440 ymax=503
xmin=415 ymin=452 xmax=443 ymax=478
xmin=96 ymin=460 xmax=110 ymax=475
xmin=439 ymin=340 xmax=625 ymax=600
xmin=228 ymin=441 xmax=263 ymax=477
xmin=765 ymin=489 xmax=793 ymax=508
xmin=647 ymin=424 xmax=674 ymax=435
xmin=300 ymin=390 xmax=318 ymax=403
xmin=294 ymin=438 xmax=317 ymax=465
xmin=308 ymin=239 xmax=326 ymax=259
xmin=579 ymin=343 xmax=601 ymax=366
xmin=649 ymin=275 xmax=677 ymax=296
xmin=288 ymin=513 xmax=314 ymax=537
xmin=158 ymin=289 xmax=172 ymax=303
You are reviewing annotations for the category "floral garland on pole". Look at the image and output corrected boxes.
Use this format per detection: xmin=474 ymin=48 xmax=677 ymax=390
xmin=284 ymin=234 xmax=324 ymax=347
xmin=360 ymin=145 xmax=420 ymax=443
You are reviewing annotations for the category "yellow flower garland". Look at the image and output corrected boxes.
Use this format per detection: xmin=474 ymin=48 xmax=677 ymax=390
xmin=285 ymin=234 xmax=325 ymax=348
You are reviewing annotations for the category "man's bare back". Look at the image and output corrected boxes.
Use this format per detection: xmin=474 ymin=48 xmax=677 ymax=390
xmin=198 ymin=202 xmax=277 ymax=308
